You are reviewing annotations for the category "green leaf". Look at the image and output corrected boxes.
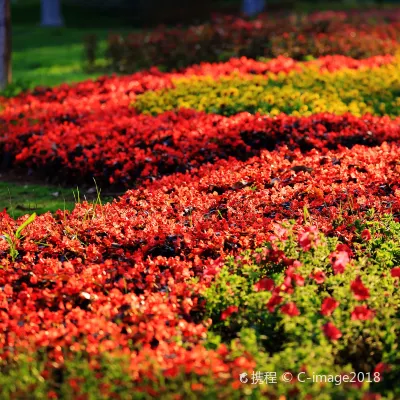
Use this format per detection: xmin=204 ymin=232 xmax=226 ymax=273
xmin=15 ymin=213 xmax=36 ymax=239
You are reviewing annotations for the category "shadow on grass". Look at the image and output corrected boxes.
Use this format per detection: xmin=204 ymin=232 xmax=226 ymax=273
xmin=9 ymin=1 xmax=137 ymax=92
xmin=0 ymin=180 xmax=114 ymax=219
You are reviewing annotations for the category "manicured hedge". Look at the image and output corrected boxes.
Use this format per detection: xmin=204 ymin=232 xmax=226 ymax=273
xmin=103 ymin=11 xmax=400 ymax=72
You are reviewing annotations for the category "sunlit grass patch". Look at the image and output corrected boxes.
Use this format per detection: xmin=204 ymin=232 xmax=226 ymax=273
xmin=0 ymin=181 xmax=113 ymax=218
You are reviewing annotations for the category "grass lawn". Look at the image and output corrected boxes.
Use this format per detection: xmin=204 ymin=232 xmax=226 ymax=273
xmin=0 ymin=180 xmax=114 ymax=219
xmin=8 ymin=0 xmax=396 ymax=92
xmin=10 ymin=0 xmax=135 ymax=93
xmin=12 ymin=26 xmax=110 ymax=90
xmin=0 ymin=181 xmax=77 ymax=218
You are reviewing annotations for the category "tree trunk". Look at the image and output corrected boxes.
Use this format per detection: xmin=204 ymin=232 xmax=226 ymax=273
xmin=41 ymin=0 xmax=63 ymax=27
xmin=242 ymin=0 xmax=265 ymax=17
xmin=0 ymin=0 xmax=11 ymax=91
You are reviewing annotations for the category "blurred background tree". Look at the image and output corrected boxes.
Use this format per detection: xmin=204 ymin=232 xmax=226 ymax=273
xmin=0 ymin=0 xmax=11 ymax=90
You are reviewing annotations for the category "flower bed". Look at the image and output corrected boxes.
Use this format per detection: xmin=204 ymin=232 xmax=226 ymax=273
xmin=1 ymin=54 xmax=398 ymax=186
xmin=104 ymin=11 xmax=400 ymax=72
xmin=1 ymin=48 xmax=400 ymax=398
xmin=2 ymin=110 xmax=400 ymax=187
xmin=1 ymin=141 xmax=400 ymax=398
xmin=135 ymin=55 xmax=400 ymax=117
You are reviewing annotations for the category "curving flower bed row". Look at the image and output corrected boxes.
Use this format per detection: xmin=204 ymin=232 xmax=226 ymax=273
xmin=1 ymin=50 xmax=400 ymax=398
xmin=1 ymin=54 xmax=393 ymax=119
xmin=135 ymin=56 xmax=400 ymax=117
xmin=0 ymin=54 xmax=398 ymax=186
xmin=2 ymin=110 xmax=400 ymax=187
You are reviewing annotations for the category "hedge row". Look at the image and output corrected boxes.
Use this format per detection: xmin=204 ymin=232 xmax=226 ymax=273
xmin=100 ymin=11 xmax=400 ymax=72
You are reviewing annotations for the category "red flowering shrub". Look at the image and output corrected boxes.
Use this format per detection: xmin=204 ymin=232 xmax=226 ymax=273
xmin=204 ymin=218 xmax=400 ymax=397
xmin=1 ymin=52 xmax=398 ymax=187
xmin=351 ymin=276 xmax=371 ymax=300
xmin=321 ymin=297 xmax=340 ymax=316
xmin=0 ymin=138 xmax=399 ymax=396
xmin=281 ymin=302 xmax=300 ymax=317
xmin=2 ymin=109 xmax=400 ymax=186
xmin=351 ymin=305 xmax=375 ymax=321
xmin=322 ymin=322 xmax=343 ymax=341
xmin=104 ymin=12 xmax=400 ymax=72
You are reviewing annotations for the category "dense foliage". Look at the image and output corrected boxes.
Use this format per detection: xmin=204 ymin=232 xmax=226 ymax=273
xmin=1 ymin=12 xmax=400 ymax=399
xmin=1 ymin=54 xmax=397 ymax=186
xmin=104 ymin=11 xmax=400 ymax=72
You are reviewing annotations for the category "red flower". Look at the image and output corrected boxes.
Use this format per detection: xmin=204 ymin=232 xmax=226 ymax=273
xmin=3 ymin=284 xmax=13 ymax=296
xmin=254 ymin=277 xmax=274 ymax=292
xmin=311 ymin=270 xmax=326 ymax=284
xmin=361 ymin=229 xmax=372 ymax=241
xmin=221 ymin=305 xmax=238 ymax=321
xmin=362 ymin=394 xmax=381 ymax=400
xmin=281 ymin=302 xmax=300 ymax=317
xmin=321 ymin=297 xmax=339 ymax=316
xmin=191 ymin=383 xmax=204 ymax=391
xmin=266 ymin=294 xmax=283 ymax=312
xmin=351 ymin=305 xmax=375 ymax=321
xmin=329 ymin=251 xmax=349 ymax=274
xmin=322 ymin=322 xmax=342 ymax=341
xmin=292 ymin=274 xmax=305 ymax=286
xmin=374 ymin=362 xmax=391 ymax=380
xmin=293 ymin=260 xmax=302 ymax=269
xmin=336 ymin=244 xmax=353 ymax=257
xmin=391 ymin=267 xmax=400 ymax=278
xmin=350 ymin=276 xmax=370 ymax=300
xmin=298 ymin=226 xmax=319 ymax=251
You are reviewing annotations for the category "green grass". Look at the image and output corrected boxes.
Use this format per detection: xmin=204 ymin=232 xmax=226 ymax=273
xmin=12 ymin=26 xmax=110 ymax=90
xmin=0 ymin=181 xmax=76 ymax=218
xmin=0 ymin=181 xmax=113 ymax=219
xmin=8 ymin=0 xmax=135 ymax=93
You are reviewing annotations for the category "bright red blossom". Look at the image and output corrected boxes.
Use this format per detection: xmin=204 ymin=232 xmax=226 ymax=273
xmin=311 ymin=270 xmax=326 ymax=284
xmin=361 ymin=229 xmax=372 ymax=241
xmin=351 ymin=276 xmax=370 ymax=300
xmin=281 ymin=302 xmax=300 ymax=317
xmin=351 ymin=305 xmax=375 ymax=321
xmin=322 ymin=322 xmax=343 ymax=341
xmin=254 ymin=277 xmax=274 ymax=292
xmin=391 ymin=267 xmax=400 ymax=278
xmin=374 ymin=362 xmax=391 ymax=379
xmin=321 ymin=297 xmax=340 ymax=316
xmin=266 ymin=294 xmax=283 ymax=312
xmin=298 ymin=226 xmax=320 ymax=251
xmin=336 ymin=243 xmax=354 ymax=258
xmin=329 ymin=251 xmax=350 ymax=274
xmin=221 ymin=306 xmax=239 ymax=321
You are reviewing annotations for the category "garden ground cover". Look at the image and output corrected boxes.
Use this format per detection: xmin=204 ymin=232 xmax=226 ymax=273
xmin=1 ymin=12 xmax=400 ymax=399
xmin=105 ymin=8 xmax=400 ymax=72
